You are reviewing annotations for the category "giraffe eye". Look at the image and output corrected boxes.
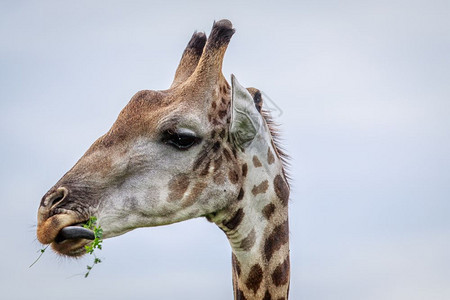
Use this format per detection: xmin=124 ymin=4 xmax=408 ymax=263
xmin=163 ymin=129 xmax=201 ymax=150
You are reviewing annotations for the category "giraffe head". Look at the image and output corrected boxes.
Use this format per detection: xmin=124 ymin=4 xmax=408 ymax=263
xmin=35 ymin=20 xmax=282 ymax=257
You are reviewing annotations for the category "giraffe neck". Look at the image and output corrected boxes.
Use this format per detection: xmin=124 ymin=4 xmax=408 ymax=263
xmin=231 ymin=204 xmax=289 ymax=300
xmin=212 ymin=141 xmax=290 ymax=300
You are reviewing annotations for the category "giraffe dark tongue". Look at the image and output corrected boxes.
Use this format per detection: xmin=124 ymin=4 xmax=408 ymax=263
xmin=55 ymin=226 xmax=95 ymax=243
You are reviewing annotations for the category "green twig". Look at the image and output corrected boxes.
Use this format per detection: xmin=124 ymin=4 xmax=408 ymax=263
xmin=83 ymin=216 xmax=103 ymax=277
xmin=29 ymin=244 xmax=50 ymax=268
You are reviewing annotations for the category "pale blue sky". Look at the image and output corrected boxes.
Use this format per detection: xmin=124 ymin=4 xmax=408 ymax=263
xmin=1 ymin=0 xmax=449 ymax=299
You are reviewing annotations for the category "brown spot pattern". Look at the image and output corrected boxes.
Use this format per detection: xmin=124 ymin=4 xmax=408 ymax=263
xmin=193 ymin=147 xmax=209 ymax=171
xmin=264 ymin=219 xmax=289 ymax=261
xmin=241 ymin=163 xmax=248 ymax=177
xmin=213 ymin=171 xmax=225 ymax=184
xmin=253 ymin=155 xmax=262 ymax=167
xmin=223 ymin=208 xmax=244 ymax=230
xmin=212 ymin=141 xmax=221 ymax=152
xmin=245 ymin=264 xmax=263 ymax=294
xmin=237 ymin=188 xmax=244 ymax=201
xmin=232 ymin=148 xmax=237 ymax=158
xmin=218 ymin=109 xmax=227 ymax=119
xmin=213 ymin=155 xmax=223 ymax=171
xmin=239 ymin=229 xmax=256 ymax=251
xmin=232 ymin=253 xmax=241 ymax=277
xmin=220 ymin=85 xmax=227 ymax=94
xmin=262 ymin=203 xmax=276 ymax=220
xmin=274 ymin=175 xmax=289 ymax=206
xmin=236 ymin=289 xmax=247 ymax=300
xmin=263 ymin=290 xmax=272 ymax=300
xmin=272 ymin=257 xmax=290 ymax=286
xmin=223 ymin=148 xmax=232 ymax=161
xmin=200 ymin=160 xmax=211 ymax=176
xmin=182 ymin=182 xmax=206 ymax=208
xmin=228 ymin=169 xmax=239 ymax=184
xmin=252 ymin=180 xmax=269 ymax=196
xmin=267 ymin=147 xmax=275 ymax=165
xmin=167 ymin=174 xmax=190 ymax=201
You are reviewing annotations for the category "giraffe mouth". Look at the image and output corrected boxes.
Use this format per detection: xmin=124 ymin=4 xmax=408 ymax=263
xmin=52 ymin=223 xmax=96 ymax=257
xmin=37 ymin=209 xmax=98 ymax=256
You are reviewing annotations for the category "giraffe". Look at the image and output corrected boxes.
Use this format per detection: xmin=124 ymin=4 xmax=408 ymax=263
xmin=36 ymin=19 xmax=290 ymax=299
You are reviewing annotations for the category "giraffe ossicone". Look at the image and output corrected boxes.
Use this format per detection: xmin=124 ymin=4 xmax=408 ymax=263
xmin=36 ymin=19 xmax=290 ymax=299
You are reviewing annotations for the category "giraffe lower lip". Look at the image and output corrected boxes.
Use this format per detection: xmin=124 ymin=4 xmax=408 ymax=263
xmin=55 ymin=226 xmax=95 ymax=243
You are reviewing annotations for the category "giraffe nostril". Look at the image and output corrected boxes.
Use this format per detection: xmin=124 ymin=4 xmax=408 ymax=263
xmin=43 ymin=187 xmax=69 ymax=209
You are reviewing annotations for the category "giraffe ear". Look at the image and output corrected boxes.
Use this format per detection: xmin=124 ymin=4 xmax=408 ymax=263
xmin=230 ymin=74 xmax=263 ymax=149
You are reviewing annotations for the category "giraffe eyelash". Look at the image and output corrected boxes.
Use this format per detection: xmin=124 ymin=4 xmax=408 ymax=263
xmin=162 ymin=129 xmax=202 ymax=150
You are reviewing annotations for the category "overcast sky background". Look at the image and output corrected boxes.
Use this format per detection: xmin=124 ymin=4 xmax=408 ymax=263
xmin=1 ymin=0 xmax=449 ymax=299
